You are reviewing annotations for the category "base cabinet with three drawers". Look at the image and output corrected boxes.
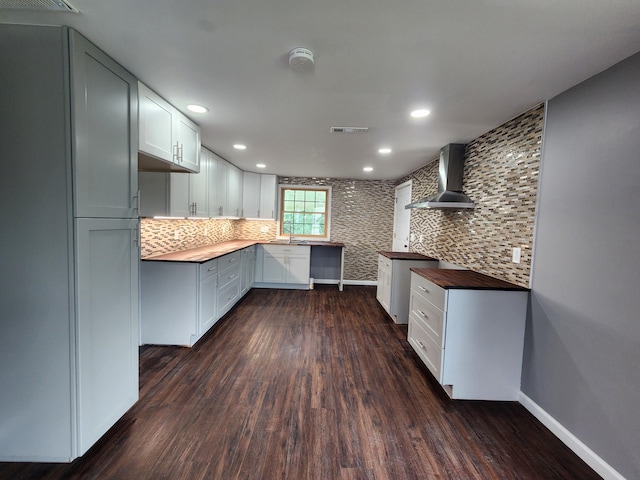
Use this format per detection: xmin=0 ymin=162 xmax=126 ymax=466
xmin=408 ymin=269 xmax=529 ymax=401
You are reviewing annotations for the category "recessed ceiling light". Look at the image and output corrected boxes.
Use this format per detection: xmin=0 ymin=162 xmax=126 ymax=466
xmin=256 ymin=163 xmax=266 ymax=169
xmin=233 ymin=144 xmax=247 ymax=150
xmin=363 ymin=166 xmax=373 ymax=172
xmin=187 ymin=104 xmax=208 ymax=113
xmin=378 ymin=147 xmax=392 ymax=154
xmin=410 ymin=109 xmax=431 ymax=118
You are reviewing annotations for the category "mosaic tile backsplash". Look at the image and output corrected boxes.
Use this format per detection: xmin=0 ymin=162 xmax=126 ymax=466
xmin=398 ymin=104 xmax=544 ymax=287
xmin=141 ymin=218 xmax=277 ymax=258
xmin=278 ymin=177 xmax=396 ymax=281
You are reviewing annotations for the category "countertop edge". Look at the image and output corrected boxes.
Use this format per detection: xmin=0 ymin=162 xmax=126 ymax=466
xmin=410 ymin=267 xmax=529 ymax=291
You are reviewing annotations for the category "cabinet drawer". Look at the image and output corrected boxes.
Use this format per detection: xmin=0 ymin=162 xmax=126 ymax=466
xmin=411 ymin=273 xmax=446 ymax=310
xmin=217 ymin=278 xmax=240 ymax=316
xmin=263 ymin=244 xmax=310 ymax=256
xmin=218 ymin=264 xmax=240 ymax=290
xmin=378 ymin=254 xmax=392 ymax=269
xmin=408 ymin=318 xmax=443 ymax=381
xmin=218 ymin=251 xmax=241 ymax=270
xmin=409 ymin=291 xmax=444 ymax=344
xmin=199 ymin=258 xmax=218 ymax=280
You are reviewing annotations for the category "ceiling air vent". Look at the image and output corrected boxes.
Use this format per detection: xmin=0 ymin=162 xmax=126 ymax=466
xmin=330 ymin=127 xmax=369 ymax=134
xmin=0 ymin=0 xmax=78 ymax=11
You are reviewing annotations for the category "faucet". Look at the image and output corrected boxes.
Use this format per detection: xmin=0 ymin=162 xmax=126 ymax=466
xmin=283 ymin=221 xmax=293 ymax=243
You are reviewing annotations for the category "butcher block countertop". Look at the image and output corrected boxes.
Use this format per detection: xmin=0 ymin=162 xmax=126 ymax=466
xmin=411 ymin=268 xmax=529 ymax=291
xmin=379 ymin=251 xmax=437 ymax=261
xmin=143 ymin=240 xmax=345 ymax=263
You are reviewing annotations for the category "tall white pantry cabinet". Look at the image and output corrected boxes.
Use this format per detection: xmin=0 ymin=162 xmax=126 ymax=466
xmin=0 ymin=25 xmax=139 ymax=461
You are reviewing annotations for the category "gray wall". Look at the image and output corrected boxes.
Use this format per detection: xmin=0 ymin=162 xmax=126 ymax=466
xmin=524 ymin=52 xmax=640 ymax=478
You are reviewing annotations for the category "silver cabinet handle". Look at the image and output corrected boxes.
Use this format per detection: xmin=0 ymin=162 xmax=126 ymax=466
xmin=418 ymin=286 xmax=428 ymax=292
xmin=208 ymin=266 xmax=216 ymax=272
xmin=173 ymin=143 xmax=179 ymax=163
xmin=178 ymin=143 xmax=184 ymax=163
xmin=418 ymin=310 xmax=428 ymax=318
xmin=417 ymin=340 xmax=426 ymax=350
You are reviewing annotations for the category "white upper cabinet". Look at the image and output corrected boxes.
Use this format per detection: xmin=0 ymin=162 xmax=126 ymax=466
xmin=138 ymin=82 xmax=175 ymax=163
xmin=138 ymin=81 xmax=200 ymax=173
xmin=176 ymin=114 xmax=200 ymax=173
xmin=242 ymin=172 xmax=261 ymax=218
xmin=242 ymin=172 xmax=277 ymax=219
xmin=259 ymin=174 xmax=277 ymax=219
xmin=226 ymin=162 xmax=243 ymax=217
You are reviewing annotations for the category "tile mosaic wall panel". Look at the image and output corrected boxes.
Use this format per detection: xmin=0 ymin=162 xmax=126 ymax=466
xmin=398 ymin=104 xmax=544 ymax=287
xmin=278 ymin=177 xmax=396 ymax=281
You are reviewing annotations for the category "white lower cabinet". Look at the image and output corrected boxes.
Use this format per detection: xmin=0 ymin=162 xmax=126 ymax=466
xmin=217 ymin=251 xmax=241 ymax=318
xmin=408 ymin=271 xmax=528 ymax=401
xmin=140 ymin=251 xmax=248 ymax=346
xmin=255 ymin=244 xmax=311 ymax=289
xmin=241 ymin=245 xmax=256 ymax=295
xmin=376 ymin=253 xmax=438 ymax=324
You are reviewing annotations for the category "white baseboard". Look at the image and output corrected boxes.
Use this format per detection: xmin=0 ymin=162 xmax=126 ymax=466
xmin=342 ymin=279 xmax=377 ymax=286
xmin=518 ymin=392 xmax=625 ymax=480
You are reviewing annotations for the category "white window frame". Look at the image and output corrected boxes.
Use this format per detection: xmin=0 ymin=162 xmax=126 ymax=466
xmin=277 ymin=184 xmax=332 ymax=241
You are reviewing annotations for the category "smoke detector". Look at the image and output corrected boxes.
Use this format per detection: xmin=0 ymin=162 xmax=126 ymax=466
xmin=289 ymin=48 xmax=315 ymax=71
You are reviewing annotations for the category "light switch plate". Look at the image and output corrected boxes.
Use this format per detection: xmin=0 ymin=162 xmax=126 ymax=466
xmin=512 ymin=247 xmax=521 ymax=264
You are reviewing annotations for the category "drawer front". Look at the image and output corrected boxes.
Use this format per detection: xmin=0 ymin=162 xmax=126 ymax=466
xmin=199 ymin=258 xmax=218 ymax=280
xmin=408 ymin=318 xmax=443 ymax=381
xmin=218 ymin=263 xmax=241 ymax=290
xmin=218 ymin=250 xmax=241 ymax=271
xmin=217 ymin=278 xmax=240 ymax=316
xmin=409 ymin=291 xmax=444 ymax=343
xmin=411 ymin=273 xmax=446 ymax=310
xmin=378 ymin=254 xmax=392 ymax=269
xmin=263 ymin=244 xmax=310 ymax=257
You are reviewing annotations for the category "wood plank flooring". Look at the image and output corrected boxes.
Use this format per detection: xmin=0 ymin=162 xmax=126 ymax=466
xmin=0 ymin=286 xmax=600 ymax=479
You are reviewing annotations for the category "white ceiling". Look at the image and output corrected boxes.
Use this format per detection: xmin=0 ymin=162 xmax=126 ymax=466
xmin=3 ymin=0 xmax=640 ymax=180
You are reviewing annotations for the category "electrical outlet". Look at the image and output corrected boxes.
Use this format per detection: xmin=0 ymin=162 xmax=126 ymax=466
xmin=410 ymin=233 xmax=415 ymax=241
xmin=512 ymin=247 xmax=521 ymax=264
xmin=174 ymin=230 xmax=180 ymax=240
xmin=204 ymin=227 xmax=208 ymax=236
xmin=260 ymin=226 xmax=269 ymax=233
xmin=419 ymin=235 xmax=424 ymax=243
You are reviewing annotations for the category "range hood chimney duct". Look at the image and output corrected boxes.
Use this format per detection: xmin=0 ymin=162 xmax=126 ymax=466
xmin=405 ymin=143 xmax=474 ymax=209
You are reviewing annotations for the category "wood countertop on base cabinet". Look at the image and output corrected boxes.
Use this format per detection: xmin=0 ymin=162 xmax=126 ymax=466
xmin=408 ymin=270 xmax=529 ymax=400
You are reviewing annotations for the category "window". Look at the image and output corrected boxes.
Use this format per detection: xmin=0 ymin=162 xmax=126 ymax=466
xmin=279 ymin=186 xmax=331 ymax=239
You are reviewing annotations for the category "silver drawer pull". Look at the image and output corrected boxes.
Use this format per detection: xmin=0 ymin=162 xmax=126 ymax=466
xmin=417 ymin=310 xmax=428 ymax=318
xmin=208 ymin=266 xmax=216 ymax=271
xmin=228 ymin=274 xmax=236 ymax=279
xmin=418 ymin=286 xmax=428 ymax=292
xmin=417 ymin=340 xmax=426 ymax=350
xmin=229 ymin=257 xmax=237 ymax=262
xmin=227 ymin=295 xmax=234 ymax=300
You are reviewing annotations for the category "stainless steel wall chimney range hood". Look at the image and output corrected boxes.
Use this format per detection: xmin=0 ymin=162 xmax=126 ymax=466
xmin=405 ymin=143 xmax=474 ymax=209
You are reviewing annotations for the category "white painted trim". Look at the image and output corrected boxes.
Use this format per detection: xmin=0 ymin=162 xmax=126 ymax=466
xmin=343 ymin=279 xmax=377 ymax=286
xmin=519 ymin=392 xmax=626 ymax=480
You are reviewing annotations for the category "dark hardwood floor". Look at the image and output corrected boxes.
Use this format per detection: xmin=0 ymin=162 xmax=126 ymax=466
xmin=0 ymin=286 xmax=600 ymax=479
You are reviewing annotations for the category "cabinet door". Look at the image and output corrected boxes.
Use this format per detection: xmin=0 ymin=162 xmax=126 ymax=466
xmin=175 ymin=112 xmax=200 ymax=173
xmin=71 ymin=31 xmax=137 ymax=219
xmin=227 ymin=163 xmax=242 ymax=217
xmin=263 ymin=253 xmax=287 ymax=283
xmin=138 ymin=172 xmax=168 ymax=217
xmin=169 ymin=172 xmax=190 ymax=217
xmin=216 ymin=158 xmax=229 ymax=216
xmin=199 ymin=273 xmax=218 ymax=334
xmin=242 ymin=172 xmax=261 ymax=218
xmin=241 ymin=247 xmax=256 ymax=295
xmin=259 ymin=174 xmax=277 ymax=219
xmin=138 ymin=81 xmax=175 ymax=163
xmin=190 ymin=148 xmax=209 ymax=217
xmin=75 ymin=218 xmax=139 ymax=455
xmin=287 ymin=254 xmax=311 ymax=284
